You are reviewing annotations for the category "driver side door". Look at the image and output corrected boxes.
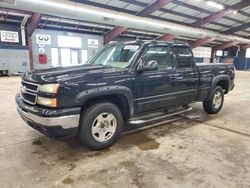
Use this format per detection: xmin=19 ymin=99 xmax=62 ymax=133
xmin=134 ymin=45 xmax=176 ymax=114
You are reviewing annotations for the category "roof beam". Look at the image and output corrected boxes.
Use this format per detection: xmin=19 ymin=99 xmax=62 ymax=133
xmin=210 ymin=41 xmax=239 ymax=62
xmin=175 ymin=0 xmax=250 ymax=46
xmin=240 ymin=44 xmax=250 ymax=50
xmin=27 ymin=13 xmax=41 ymax=71
xmin=191 ymin=10 xmax=232 ymax=27
xmin=136 ymin=0 xmax=172 ymax=16
xmin=190 ymin=37 xmax=215 ymax=48
xmin=172 ymin=0 xmax=246 ymax=25
xmin=213 ymin=41 xmax=239 ymax=51
xmin=27 ymin=13 xmax=42 ymax=36
xmin=28 ymin=37 xmax=34 ymax=70
xmin=157 ymin=0 xmax=250 ymax=42
xmin=229 ymin=0 xmax=250 ymax=10
xmin=104 ymin=26 xmax=127 ymax=44
xmin=156 ymin=34 xmax=176 ymax=41
xmin=107 ymin=0 xmax=231 ymax=29
xmin=104 ymin=0 xmax=172 ymax=44
xmin=223 ymin=23 xmax=250 ymax=34
xmin=191 ymin=0 xmax=250 ymax=28
xmin=73 ymin=0 xmax=240 ymax=43
xmin=158 ymin=8 xmax=228 ymax=28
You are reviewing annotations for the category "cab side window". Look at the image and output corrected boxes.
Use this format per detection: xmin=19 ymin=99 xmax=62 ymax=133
xmin=143 ymin=46 xmax=173 ymax=70
xmin=173 ymin=46 xmax=193 ymax=69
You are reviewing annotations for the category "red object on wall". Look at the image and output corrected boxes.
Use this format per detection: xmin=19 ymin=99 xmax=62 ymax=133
xmin=39 ymin=54 xmax=47 ymax=64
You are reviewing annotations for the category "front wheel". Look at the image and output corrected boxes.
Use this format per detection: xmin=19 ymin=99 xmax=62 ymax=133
xmin=203 ymin=86 xmax=224 ymax=114
xmin=78 ymin=102 xmax=124 ymax=150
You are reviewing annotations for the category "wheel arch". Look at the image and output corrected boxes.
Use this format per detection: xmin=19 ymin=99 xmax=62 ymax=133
xmin=216 ymin=79 xmax=230 ymax=94
xmin=75 ymin=86 xmax=134 ymax=119
xmin=207 ymin=75 xmax=229 ymax=100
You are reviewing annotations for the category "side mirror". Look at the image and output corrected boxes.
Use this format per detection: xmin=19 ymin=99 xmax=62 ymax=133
xmin=136 ymin=59 xmax=159 ymax=73
xmin=143 ymin=60 xmax=158 ymax=71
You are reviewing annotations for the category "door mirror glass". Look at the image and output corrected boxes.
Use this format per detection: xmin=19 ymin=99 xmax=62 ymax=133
xmin=143 ymin=60 xmax=159 ymax=71
xmin=136 ymin=60 xmax=159 ymax=72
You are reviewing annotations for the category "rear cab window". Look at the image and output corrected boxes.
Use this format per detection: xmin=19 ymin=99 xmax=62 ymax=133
xmin=172 ymin=46 xmax=194 ymax=69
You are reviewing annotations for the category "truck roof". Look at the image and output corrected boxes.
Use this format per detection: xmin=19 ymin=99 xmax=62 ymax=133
xmin=122 ymin=40 xmax=190 ymax=47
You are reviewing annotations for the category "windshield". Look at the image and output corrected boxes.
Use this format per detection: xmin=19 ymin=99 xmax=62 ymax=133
xmin=87 ymin=43 xmax=141 ymax=68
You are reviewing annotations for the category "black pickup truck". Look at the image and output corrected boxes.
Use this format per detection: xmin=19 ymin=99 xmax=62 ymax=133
xmin=16 ymin=40 xmax=235 ymax=150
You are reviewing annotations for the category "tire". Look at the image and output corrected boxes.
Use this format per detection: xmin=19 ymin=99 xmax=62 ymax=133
xmin=203 ymin=86 xmax=224 ymax=114
xmin=78 ymin=102 xmax=124 ymax=150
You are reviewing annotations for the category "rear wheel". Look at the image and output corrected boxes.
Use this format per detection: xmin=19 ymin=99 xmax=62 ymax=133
xmin=203 ymin=86 xmax=224 ymax=114
xmin=78 ymin=102 xmax=124 ymax=150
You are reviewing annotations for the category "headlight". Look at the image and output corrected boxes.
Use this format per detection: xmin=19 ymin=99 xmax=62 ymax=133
xmin=39 ymin=84 xmax=59 ymax=93
xmin=37 ymin=96 xmax=57 ymax=107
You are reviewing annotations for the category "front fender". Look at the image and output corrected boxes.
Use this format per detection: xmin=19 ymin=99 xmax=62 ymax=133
xmin=75 ymin=86 xmax=134 ymax=116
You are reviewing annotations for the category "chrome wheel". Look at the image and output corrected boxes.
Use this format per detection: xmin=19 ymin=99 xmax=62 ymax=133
xmin=91 ymin=112 xmax=117 ymax=143
xmin=213 ymin=91 xmax=222 ymax=109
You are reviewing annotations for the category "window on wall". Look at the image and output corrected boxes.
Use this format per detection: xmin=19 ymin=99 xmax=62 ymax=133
xmin=192 ymin=47 xmax=212 ymax=58
xmin=81 ymin=50 xmax=88 ymax=64
xmin=71 ymin=50 xmax=79 ymax=66
xmin=173 ymin=46 xmax=193 ymax=69
xmin=58 ymin=36 xmax=82 ymax=48
xmin=216 ymin=50 xmax=223 ymax=57
xmin=61 ymin=49 xmax=71 ymax=67
xmin=246 ymin=48 xmax=250 ymax=58
xmin=51 ymin=48 xmax=59 ymax=67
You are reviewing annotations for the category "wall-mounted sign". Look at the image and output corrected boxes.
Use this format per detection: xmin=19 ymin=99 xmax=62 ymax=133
xmin=0 ymin=30 xmax=19 ymax=43
xmin=39 ymin=47 xmax=45 ymax=53
xmin=58 ymin=36 xmax=82 ymax=48
xmin=36 ymin=34 xmax=51 ymax=45
xmin=88 ymin=39 xmax=99 ymax=48
xmin=38 ymin=44 xmax=45 ymax=53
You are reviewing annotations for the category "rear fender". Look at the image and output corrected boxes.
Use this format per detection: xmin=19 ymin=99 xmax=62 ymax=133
xmin=206 ymin=75 xmax=229 ymax=100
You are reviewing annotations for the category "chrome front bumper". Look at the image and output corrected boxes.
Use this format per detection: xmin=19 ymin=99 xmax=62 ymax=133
xmin=17 ymin=106 xmax=80 ymax=129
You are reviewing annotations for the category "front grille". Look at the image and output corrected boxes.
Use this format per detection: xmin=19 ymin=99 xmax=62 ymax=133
xmin=20 ymin=80 xmax=39 ymax=105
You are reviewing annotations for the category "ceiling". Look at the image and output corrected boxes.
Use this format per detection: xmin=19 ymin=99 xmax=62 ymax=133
xmin=0 ymin=0 xmax=249 ymax=47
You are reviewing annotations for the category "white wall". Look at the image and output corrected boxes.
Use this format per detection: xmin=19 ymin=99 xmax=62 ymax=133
xmin=32 ymin=29 xmax=104 ymax=69
xmin=0 ymin=29 xmax=104 ymax=74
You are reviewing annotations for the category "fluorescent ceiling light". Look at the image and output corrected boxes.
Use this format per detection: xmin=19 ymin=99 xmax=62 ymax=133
xmin=206 ymin=1 xmax=224 ymax=10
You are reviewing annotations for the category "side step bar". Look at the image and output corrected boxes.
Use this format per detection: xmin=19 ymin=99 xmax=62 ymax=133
xmin=128 ymin=106 xmax=193 ymax=125
xmin=124 ymin=117 xmax=180 ymax=135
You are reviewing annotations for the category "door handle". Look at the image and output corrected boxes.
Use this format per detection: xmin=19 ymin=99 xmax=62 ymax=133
xmin=176 ymin=76 xmax=184 ymax=80
xmin=169 ymin=74 xmax=183 ymax=80
xmin=169 ymin=74 xmax=177 ymax=80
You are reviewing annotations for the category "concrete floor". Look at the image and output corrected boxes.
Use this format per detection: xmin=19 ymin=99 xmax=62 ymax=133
xmin=0 ymin=71 xmax=250 ymax=188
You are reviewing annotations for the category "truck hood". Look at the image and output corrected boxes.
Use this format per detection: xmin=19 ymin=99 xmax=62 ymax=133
xmin=21 ymin=64 xmax=119 ymax=84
